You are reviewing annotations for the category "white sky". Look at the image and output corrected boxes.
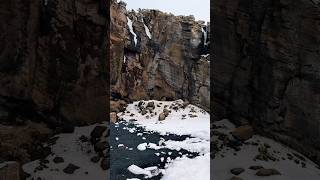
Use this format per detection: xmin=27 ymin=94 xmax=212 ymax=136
xmin=122 ymin=0 xmax=210 ymax=22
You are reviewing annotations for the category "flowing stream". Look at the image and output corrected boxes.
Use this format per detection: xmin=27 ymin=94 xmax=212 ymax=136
xmin=110 ymin=120 xmax=198 ymax=180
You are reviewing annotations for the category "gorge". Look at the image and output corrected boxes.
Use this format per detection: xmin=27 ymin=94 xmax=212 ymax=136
xmin=0 ymin=0 xmax=320 ymax=179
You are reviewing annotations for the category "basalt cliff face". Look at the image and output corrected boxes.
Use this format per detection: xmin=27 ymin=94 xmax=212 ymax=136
xmin=0 ymin=0 xmax=108 ymax=126
xmin=213 ymin=0 xmax=320 ymax=163
xmin=0 ymin=0 xmax=108 ymax=168
xmin=110 ymin=0 xmax=210 ymax=111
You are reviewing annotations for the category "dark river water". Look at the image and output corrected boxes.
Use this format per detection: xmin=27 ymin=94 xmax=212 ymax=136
xmin=110 ymin=121 xmax=198 ymax=180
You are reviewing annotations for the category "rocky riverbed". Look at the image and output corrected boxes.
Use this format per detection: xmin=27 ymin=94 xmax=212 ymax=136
xmin=17 ymin=99 xmax=210 ymax=180
xmin=112 ymin=100 xmax=210 ymax=180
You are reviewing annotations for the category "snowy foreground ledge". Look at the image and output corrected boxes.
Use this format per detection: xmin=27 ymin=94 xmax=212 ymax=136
xmin=212 ymin=119 xmax=320 ymax=180
xmin=22 ymin=122 xmax=108 ymax=180
xmin=118 ymin=100 xmax=210 ymax=180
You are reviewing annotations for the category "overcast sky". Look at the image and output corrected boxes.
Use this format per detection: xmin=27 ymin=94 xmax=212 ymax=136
xmin=122 ymin=0 xmax=210 ymax=22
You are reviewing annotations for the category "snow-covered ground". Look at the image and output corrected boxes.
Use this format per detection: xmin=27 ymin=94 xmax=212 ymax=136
xmin=118 ymin=100 xmax=210 ymax=180
xmin=20 ymin=99 xmax=320 ymax=180
xmin=212 ymin=119 xmax=320 ymax=180
xmin=22 ymin=122 xmax=109 ymax=180
xmin=119 ymin=100 xmax=210 ymax=140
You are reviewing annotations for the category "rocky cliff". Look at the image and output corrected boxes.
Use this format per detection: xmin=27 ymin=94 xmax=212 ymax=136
xmin=0 ymin=0 xmax=108 ymax=126
xmin=213 ymin=0 xmax=320 ymax=163
xmin=110 ymin=0 xmax=210 ymax=111
xmin=0 ymin=0 xmax=108 ymax=167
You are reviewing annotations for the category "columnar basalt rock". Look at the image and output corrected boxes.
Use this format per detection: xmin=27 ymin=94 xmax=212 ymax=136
xmin=110 ymin=0 xmax=210 ymax=111
xmin=213 ymin=0 xmax=320 ymax=163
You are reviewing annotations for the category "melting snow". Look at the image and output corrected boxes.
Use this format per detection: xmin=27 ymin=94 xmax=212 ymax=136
xmin=212 ymin=119 xmax=320 ymax=180
xmin=118 ymin=144 xmax=124 ymax=147
xmin=162 ymin=153 xmax=210 ymax=180
xmin=22 ymin=122 xmax=108 ymax=180
xmin=127 ymin=17 xmax=138 ymax=46
xmin=128 ymin=164 xmax=152 ymax=177
xmin=127 ymin=165 xmax=161 ymax=178
xmin=142 ymin=18 xmax=152 ymax=39
xmin=201 ymin=27 xmax=208 ymax=46
xmin=118 ymin=100 xmax=210 ymax=140
xmin=201 ymin=54 xmax=209 ymax=58
xmin=119 ymin=100 xmax=210 ymax=180
xmin=137 ymin=143 xmax=148 ymax=151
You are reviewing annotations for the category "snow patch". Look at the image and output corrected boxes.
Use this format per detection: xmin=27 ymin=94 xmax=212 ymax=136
xmin=118 ymin=100 xmax=210 ymax=140
xmin=201 ymin=27 xmax=208 ymax=46
xmin=137 ymin=143 xmax=148 ymax=151
xmin=142 ymin=18 xmax=152 ymax=39
xmin=127 ymin=165 xmax=161 ymax=178
xmin=201 ymin=54 xmax=209 ymax=58
xmin=212 ymin=119 xmax=320 ymax=180
xmin=162 ymin=154 xmax=210 ymax=180
xmin=128 ymin=164 xmax=151 ymax=177
xmin=127 ymin=17 xmax=138 ymax=46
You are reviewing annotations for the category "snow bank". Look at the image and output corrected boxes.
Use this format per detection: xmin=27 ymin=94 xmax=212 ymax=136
xmin=161 ymin=153 xmax=210 ymax=180
xmin=163 ymin=138 xmax=209 ymax=154
xmin=120 ymin=100 xmax=210 ymax=180
xmin=128 ymin=164 xmax=152 ymax=177
xmin=118 ymin=100 xmax=210 ymax=140
xmin=127 ymin=165 xmax=161 ymax=178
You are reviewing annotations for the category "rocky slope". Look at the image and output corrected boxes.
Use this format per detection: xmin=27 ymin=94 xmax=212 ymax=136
xmin=212 ymin=0 xmax=320 ymax=164
xmin=110 ymin=0 xmax=210 ymax=111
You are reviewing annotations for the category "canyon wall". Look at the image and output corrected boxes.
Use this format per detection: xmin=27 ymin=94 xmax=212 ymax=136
xmin=0 ymin=0 xmax=108 ymax=126
xmin=110 ymin=0 xmax=210 ymax=111
xmin=213 ymin=0 xmax=320 ymax=163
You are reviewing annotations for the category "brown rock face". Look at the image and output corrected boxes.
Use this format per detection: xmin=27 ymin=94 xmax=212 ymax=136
xmin=213 ymin=0 xmax=320 ymax=163
xmin=110 ymin=0 xmax=210 ymax=111
xmin=231 ymin=125 xmax=254 ymax=141
xmin=0 ymin=0 xmax=108 ymax=125
xmin=0 ymin=121 xmax=51 ymax=163
xmin=110 ymin=112 xmax=118 ymax=123
xmin=0 ymin=162 xmax=21 ymax=180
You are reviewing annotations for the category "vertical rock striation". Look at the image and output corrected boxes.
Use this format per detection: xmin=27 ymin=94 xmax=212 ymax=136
xmin=213 ymin=0 xmax=320 ymax=163
xmin=0 ymin=0 xmax=108 ymax=125
xmin=110 ymin=0 xmax=210 ymax=111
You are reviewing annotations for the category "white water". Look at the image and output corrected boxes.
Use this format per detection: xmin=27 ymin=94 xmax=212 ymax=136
xmin=127 ymin=17 xmax=138 ymax=46
xmin=142 ymin=18 xmax=152 ymax=39
xmin=202 ymin=27 xmax=208 ymax=46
